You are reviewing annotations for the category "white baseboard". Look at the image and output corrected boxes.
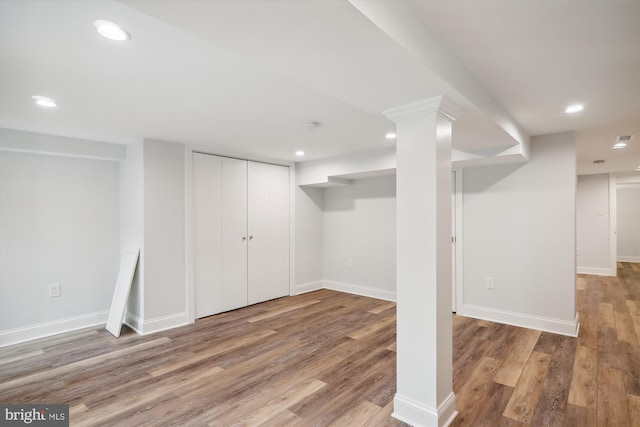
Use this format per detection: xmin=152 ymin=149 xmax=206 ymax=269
xmin=459 ymin=304 xmax=579 ymax=337
xmin=617 ymin=256 xmax=640 ymax=263
xmin=323 ymin=280 xmax=396 ymax=302
xmin=135 ymin=312 xmax=188 ymax=335
xmin=124 ymin=311 xmax=142 ymax=334
xmin=577 ymin=266 xmax=615 ymax=276
xmin=0 ymin=311 xmax=108 ymax=348
xmin=392 ymin=392 xmax=458 ymax=427
xmin=292 ymin=281 xmax=324 ymax=295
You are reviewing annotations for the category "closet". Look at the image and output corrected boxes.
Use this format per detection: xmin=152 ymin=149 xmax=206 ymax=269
xmin=192 ymin=153 xmax=289 ymax=318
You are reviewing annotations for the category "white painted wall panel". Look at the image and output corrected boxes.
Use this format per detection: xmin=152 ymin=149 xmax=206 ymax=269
xmin=0 ymin=151 xmax=119 ymax=332
xmin=120 ymin=142 xmax=144 ymax=321
xmin=576 ymin=174 xmax=611 ymax=273
xmin=462 ymin=132 xmax=577 ymax=335
xmin=142 ymin=139 xmax=186 ymax=320
xmin=617 ymin=183 xmax=640 ymax=262
xmin=294 ymin=176 xmax=324 ymax=291
xmin=192 ymin=153 xmax=223 ymax=317
xmin=323 ymin=175 xmax=396 ymax=298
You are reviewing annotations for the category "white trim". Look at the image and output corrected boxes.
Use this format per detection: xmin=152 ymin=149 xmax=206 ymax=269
xmin=293 ymin=281 xmax=324 ymax=295
xmin=383 ymin=96 xmax=461 ymax=124
xmin=295 ymin=280 xmax=396 ymax=300
xmin=0 ymin=128 xmax=126 ymax=161
xmin=617 ymin=256 xmax=640 ymax=263
xmin=438 ymin=393 xmax=459 ymax=427
xmin=323 ymin=280 xmax=396 ymax=302
xmin=577 ymin=266 xmax=616 ymax=276
xmin=137 ymin=312 xmax=189 ymax=335
xmin=0 ymin=311 xmax=108 ymax=348
xmin=124 ymin=311 xmax=143 ymax=334
xmin=459 ymin=305 xmax=580 ymax=337
xmin=392 ymin=392 xmax=458 ymax=427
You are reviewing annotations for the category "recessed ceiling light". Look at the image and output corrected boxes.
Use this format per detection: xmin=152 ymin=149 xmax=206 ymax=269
xmin=32 ymin=95 xmax=56 ymax=107
xmin=93 ymin=20 xmax=129 ymax=41
xmin=385 ymin=132 xmax=397 ymax=140
xmin=612 ymin=142 xmax=628 ymax=149
xmin=564 ymin=104 xmax=584 ymax=114
xmin=295 ymin=151 xmax=305 ymax=157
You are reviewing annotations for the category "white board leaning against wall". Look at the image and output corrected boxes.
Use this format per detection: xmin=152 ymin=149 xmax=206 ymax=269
xmin=106 ymin=248 xmax=140 ymax=337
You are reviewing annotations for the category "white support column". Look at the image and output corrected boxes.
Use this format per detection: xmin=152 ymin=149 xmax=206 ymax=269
xmin=384 ymin=96 xmax=459 ymax=427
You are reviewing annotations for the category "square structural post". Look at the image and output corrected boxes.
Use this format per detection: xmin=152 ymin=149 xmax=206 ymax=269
xmin=384 ymin=96 xmax=459 ymax=427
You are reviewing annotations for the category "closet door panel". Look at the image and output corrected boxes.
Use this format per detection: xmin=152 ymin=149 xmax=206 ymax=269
xmin=268 ymin=164 xmax=290 ymax=299
xmin=248 ymin=162 xmax=289 ymax=304
xmin=247 ymin=162 xmax=270 ymax=304
xmin=192 ymin=153 xmax=223 ymax=318
xmin=221 ymin=157 xmax=248 ymax=311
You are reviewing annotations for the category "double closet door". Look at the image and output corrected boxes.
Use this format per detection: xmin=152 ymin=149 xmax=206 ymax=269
xmin=193 ymin=153 xmax=289 ymax=318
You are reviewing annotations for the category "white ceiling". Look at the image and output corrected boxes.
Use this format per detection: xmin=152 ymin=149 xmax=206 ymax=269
xmin=0 ymin=0 xmax=638 ymax=174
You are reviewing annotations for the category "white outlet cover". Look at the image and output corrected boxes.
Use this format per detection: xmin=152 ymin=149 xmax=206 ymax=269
xmin=486 ymin=277 xmax=495 ymax=289
xmin=49 ymin=283 xmax=61 ymax=297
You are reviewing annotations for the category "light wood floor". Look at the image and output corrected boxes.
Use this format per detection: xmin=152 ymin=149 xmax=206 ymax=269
xmin=450 ymin=262 xmax=640 ymax=427
xmin=1 ymin=263 xmax=639 ymax=426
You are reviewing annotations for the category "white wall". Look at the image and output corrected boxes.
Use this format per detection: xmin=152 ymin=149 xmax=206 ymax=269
xmin=576 ymin=174 xmax=613 ymax=275
xmin=461 ymin=132 xmax=578 ymax=336
xmin=122 ymin=139 xmax=188 ymax=334
xmin=617 ymin=183 xmax=640 ymax=262
xmin=323 ymin=175 xmax=396 ymax=301
xmin=120 ymin=142 xmax=144 ymax=321
xmin=297 ymin=147 xmax=396 ymax=186
xmin=0 ymin=147 xmax=120 ymax=346
xmin=0 ymin=128 xmax=126 ymax=160
xmin=141 ymin=139 xmax=187 ymax=330
xmin=294 ymin=183 xmax=324 ymax=293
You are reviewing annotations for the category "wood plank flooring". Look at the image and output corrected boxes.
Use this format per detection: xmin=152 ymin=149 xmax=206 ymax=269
xmin=1 ymin=262 xmax=639 ymax=426
xmin=450 ymin=262 xmax=640 ymax=427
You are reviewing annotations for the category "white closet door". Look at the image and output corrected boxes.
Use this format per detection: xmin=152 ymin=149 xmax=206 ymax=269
xmin=247 ymin=162 xmax=289 ymax=304
xmin=221 ymin=157 xmax=248 ymax=311
xmin=193 ymin=153 xmax=223 ymax=318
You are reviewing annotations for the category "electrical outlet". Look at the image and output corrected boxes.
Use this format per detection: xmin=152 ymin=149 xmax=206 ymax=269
xmin=576 ymin=247 xmax=582 ymax=255
xmin=49 ymin=283 xmax=61 ymax=298
xmin=486 ymin=277 xmax=495 ymax=290
xmin=346 ymin=258 xmax=353 ymax=269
